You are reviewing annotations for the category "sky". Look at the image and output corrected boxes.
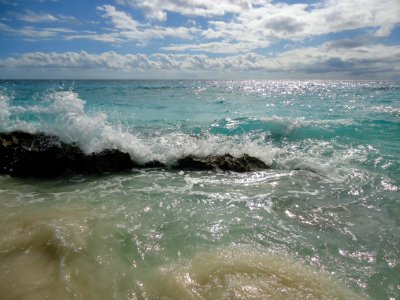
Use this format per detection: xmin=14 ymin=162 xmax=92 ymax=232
xmin=0 ymin=0 xmax=399 ymax=79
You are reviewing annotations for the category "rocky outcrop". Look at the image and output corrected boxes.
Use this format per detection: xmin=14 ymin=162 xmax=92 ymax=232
xmin=173 ymin=154 xmax=269 ymax=172
xmin=0 ymin=131 xmax=136 ymax=177
xmin=0 ymin=131 xmax=269 ymax=177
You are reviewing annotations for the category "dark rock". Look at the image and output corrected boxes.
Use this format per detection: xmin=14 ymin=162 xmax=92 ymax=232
xmin=0 ymin=131 xmax=269 ymax=177
xmin=0 ymin=131 xmax=137 ymax=177
xmin=83 ymin=149 xmax=137 ymax=174
xmin=174 ymin=153 xmax=269 ymax=172
xmin=143 ymin=160 xmax=166 ymax=168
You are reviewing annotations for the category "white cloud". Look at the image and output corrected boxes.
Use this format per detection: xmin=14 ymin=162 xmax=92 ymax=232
xmin=18 ymin=10 xmax=58 ymax=23
xmin=116 ymin=0 xmax=257 ymax=21
xmin=65 ymin=33 xmax=122 ymax=43
xmin=275 ymin=43 xmax=400 ymax=74
xmin=0 ymin=21 xmax=75 ymax=39
xmin=161 ymin=41 xmax=270 ymax=54
xmin=114 ymin=0 xmax=400 ymax=53
xmin=0 ymin=22 xmax=10 ymax=31
xmin=98 ymin=5 xmax=139 ymax=30
xmin=1 ymin=5 xmax=198 ymax=43
xmin=1 ymin=42 xmax=399 ymax=78
xmin=91 ymin=5 xmax=198 ymax=44
xmin=202 ymin=0 xmax=400 ymax=50
xmin=0 ymin=51 xmax=159 ymax=70
xmin=0 ymin=9 xmax=77 ymax=41
xmin=16 ymin=9 xmax=77 ymax=23
xmin=115 ymin=0 xmax=400 ymax=36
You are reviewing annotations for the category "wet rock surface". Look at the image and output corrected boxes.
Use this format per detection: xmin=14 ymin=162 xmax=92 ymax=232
xmin=174 ymin=154 xmax=269 ymax=172
xmin=0 ymin=131 xmax=269 ymax=177
xmin=0 ymin=131 xmax=136 ymax=177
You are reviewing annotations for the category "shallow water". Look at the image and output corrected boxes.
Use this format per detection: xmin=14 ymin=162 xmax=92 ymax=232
xmin=0 ymin=80 xmax=399 ymax=299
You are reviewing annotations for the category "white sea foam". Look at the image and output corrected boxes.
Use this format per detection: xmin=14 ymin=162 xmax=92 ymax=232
xmin=42 ymin=91 xmax=152 ymax=161
xmin=1 ymin=90 xmax=282 ymax=165
xmin=372 ymin=105 xmax=400 ymax=117
xmin=0 ymin=92 xmax=11 ymax=130
xmin=1 ymin=90 xmax=152 ymax=162
xmin=258 ymin=116 xmax=355 ymax=132
xmin=140 ymin=132 xmax=281 ymax=166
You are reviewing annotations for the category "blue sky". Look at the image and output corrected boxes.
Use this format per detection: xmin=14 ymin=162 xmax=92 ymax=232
xmin=0 ymin=0 xmax=399 ymax=79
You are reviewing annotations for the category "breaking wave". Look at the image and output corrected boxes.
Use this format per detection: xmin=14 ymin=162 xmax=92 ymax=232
xmin=0 ymin=89 xmax=380 ymax=179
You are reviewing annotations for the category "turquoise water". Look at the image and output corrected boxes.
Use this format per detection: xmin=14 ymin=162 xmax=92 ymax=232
xmin=0 ymin=80 xmax=399 ymax=299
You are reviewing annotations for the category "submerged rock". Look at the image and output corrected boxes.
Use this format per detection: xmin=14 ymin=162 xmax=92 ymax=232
xmin=0 ymin=131 xmax=269 ymax=177
xmin=174 ymin=153 xmax=269 ymax=172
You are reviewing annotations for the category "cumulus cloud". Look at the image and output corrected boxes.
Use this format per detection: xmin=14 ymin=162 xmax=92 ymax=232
xmin=203 ymin=0 xmax=400 ymax=50
xmin=0 ymin=51 xmax=159 ymax=70
xmin=98 ymin=5 xmax=139 ymax=30
xmin=116 ymin=0 xmax=256 ymax=21
xmin=2 ymin=42 xmax=399 ymax=78
xmin=274 ymin=43 xmax=400 ymax=76
xmin=108 ymin=0 xmax=400 ymax=54
xmin=88 ymin=5 xmax=198 ymax=44
xmin=116 ymin=0 xmax=399 ymax=39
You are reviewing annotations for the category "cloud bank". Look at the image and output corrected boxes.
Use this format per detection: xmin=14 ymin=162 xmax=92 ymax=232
xmin=2 ymin=42 xmax=400 ymax=79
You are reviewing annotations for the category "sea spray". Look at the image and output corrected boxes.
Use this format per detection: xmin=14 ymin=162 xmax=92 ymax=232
xmin=0 ymin=89 xmax=277 ymax=166
xmin=0 ymin=91 xmax=11 ymax=129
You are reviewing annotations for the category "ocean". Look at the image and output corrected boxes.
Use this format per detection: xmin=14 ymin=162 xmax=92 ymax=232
xmin=0 ymin=80 xmax=399 ymax=299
